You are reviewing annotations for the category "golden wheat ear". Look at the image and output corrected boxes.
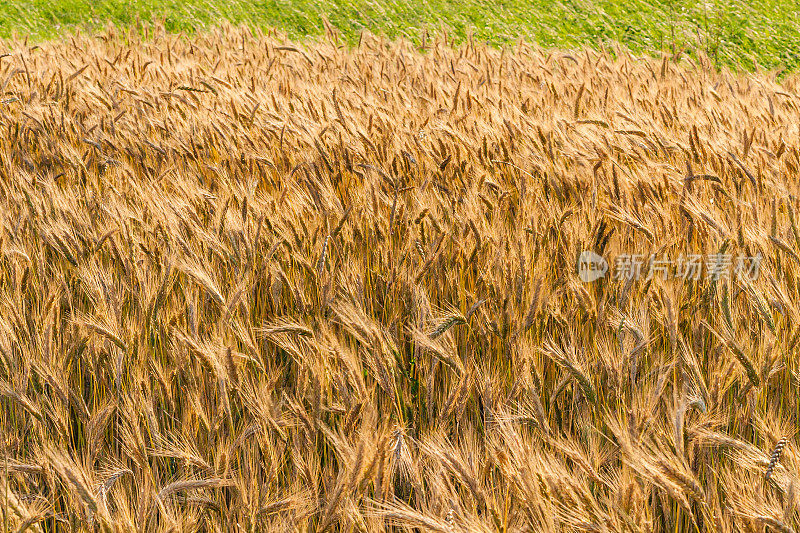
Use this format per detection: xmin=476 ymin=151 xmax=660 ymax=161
xmin=766 ymin=437 xmax=789 ymax=481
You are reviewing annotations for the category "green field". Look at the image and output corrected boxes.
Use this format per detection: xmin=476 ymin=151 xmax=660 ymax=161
xmin=1 ymin=0 xmax=799 ymax=73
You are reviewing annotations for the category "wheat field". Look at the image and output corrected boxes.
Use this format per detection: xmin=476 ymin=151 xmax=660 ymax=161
xmin=1 ymin=24 xmax=800 ymax=532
